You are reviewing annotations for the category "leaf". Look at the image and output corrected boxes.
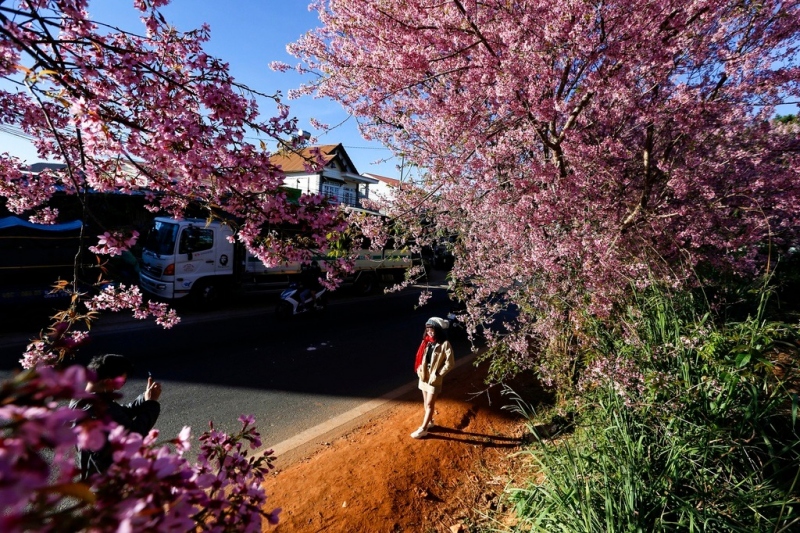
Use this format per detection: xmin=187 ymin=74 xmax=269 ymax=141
xmin=52 ymin=279 xmax=70 ymax=291
xmin=41 ymin=482 xmax=96 ymax=504
xmin=36 ymin=69 xmax=60 ymax=78
xmin=735 ymin=352 xmax=751 ymax=368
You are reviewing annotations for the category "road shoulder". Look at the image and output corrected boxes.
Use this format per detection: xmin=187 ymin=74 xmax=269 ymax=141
xmin=262 ymin=357 xmax=543 ymax=532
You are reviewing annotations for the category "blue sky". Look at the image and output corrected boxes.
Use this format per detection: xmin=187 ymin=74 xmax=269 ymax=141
xmin=0 ymin=0 xmax=405 ymax=179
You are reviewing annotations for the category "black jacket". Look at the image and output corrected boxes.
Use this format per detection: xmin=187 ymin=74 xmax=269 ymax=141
xmin=70 ymin=392 xmax=160 ymax=479
xmin=301 ymin=264 xmax=322 ymax=291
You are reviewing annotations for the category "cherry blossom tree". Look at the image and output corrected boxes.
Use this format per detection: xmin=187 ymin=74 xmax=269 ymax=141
xmin=0 ymin=0 xmax=346 ymax=366
xmin=0 ymin=1 xmax=346 ymax=528
xmin=1 ymin=365 xmax=280 ymax=532
xmin=289 ymin=0 xmax=800 ymax=388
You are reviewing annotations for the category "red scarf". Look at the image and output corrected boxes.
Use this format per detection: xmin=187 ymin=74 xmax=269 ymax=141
xmin=414 ymin=335 xmax=435 ymax=371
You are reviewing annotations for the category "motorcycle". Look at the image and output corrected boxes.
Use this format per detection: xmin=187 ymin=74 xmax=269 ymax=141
xmin=275 ymin=282 xmax=328 ymax=318
xmin=446 ymin=299 xmax=467 ymax=334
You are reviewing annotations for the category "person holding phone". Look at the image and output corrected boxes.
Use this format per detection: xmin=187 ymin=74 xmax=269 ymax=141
xmin=70 ymin=354 xmax=162 ymax=479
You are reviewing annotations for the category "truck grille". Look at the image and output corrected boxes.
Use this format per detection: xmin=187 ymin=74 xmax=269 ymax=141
xmin=142 ymin=264 xmax=163 ymax=278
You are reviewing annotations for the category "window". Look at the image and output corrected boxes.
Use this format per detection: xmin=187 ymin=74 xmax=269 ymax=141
xmin=178 ymin=226 xmax=214 ymax=254
xmin=144 ymin=221 xmax=179 ymax=255
xmin=322 ymin=183 xmax=341 ymax=203
xmin=342 ymin=188 xmax=356 ymax=206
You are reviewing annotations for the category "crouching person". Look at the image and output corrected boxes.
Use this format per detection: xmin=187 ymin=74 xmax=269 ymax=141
xmin=70 ymin=353 xmax=162 ymax=480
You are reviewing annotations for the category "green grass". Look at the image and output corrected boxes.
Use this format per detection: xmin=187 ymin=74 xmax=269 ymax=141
xmin=498 ymin=287 xmax=800 ymax=532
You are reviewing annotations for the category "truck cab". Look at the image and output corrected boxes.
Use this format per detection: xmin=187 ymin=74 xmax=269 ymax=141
xmin=139 ymin=215 xmax=414 ymax=305
xmin=139 ymin=218 xmax=236 ymax=304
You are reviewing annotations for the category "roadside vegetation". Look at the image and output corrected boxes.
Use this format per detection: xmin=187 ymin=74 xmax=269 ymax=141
xmin=496 ymin=277 xmax=800 ymax=532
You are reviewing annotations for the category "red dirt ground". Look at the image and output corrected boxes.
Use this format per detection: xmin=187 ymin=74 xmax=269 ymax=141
xmin=261 ymin=360 xmax=548 ymax=532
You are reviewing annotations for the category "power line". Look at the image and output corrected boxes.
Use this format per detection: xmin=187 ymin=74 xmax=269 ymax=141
xmin=0 ymin=125 xmax=398 ymax=158
xmin=343 ymin=145 xmax=393 ymax=151
xmin=0 ymin=124 xmax=36 ymax=141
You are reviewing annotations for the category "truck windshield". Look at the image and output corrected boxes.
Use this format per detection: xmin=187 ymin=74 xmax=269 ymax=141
xmin=143 ymin=220 xmax=179 ymax=256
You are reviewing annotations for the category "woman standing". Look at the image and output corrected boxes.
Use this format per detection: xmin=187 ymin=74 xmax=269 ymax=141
xmin=411 ymin=317 xmax=455 ymax=439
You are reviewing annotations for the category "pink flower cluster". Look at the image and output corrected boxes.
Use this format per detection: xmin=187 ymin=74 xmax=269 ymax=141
xmin=20 ymin=320 xmax=91 ymax=370
xmin=89 ymin=230 xmax=139 ymax=257
xmin=0 ymin=366 xmax=97 ymax=530
xmin=0 ymin=366 xmax=279 ymax=532
xmin=28 ymin=207 xmax=59 ymax=225
xmin=0 ymin=0 xmax=346 ymax=336
xmin=290 ymin=0 xmax=800 ymax=388
xmin=20 ymin=284 xmax=180 ymax=370
xmin=87 ymin=284 xmax=180 ymax=329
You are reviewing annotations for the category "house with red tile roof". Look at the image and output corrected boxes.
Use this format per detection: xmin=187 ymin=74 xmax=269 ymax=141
xmin=361 ymin=172 xmax=401 ymax=204
xmin=269 ymin=144 xmax=378 ymax=208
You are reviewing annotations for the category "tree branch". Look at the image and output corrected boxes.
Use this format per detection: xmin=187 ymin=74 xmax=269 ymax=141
xmin=452 ymin=0 xmax=496 ymax=57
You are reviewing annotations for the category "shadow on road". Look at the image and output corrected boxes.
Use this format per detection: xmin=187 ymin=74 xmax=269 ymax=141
xmin=0 ymin=275 xmax=481 ymax=402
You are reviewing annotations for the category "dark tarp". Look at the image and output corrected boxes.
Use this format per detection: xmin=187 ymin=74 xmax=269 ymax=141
xmin=0 ymin=216 xmax=83 ymax=305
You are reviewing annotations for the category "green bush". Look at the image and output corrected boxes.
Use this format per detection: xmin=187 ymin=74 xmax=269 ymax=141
xmin=503 ymin=288 xmax=800 ymax=532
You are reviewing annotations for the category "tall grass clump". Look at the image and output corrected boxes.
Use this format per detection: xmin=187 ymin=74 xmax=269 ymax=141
xmin=504 ymin=287 xmax=800 ymax=532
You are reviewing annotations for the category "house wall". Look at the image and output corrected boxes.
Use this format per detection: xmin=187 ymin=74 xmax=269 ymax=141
xmin=284 ymin=173 xmax=321 ymax=195
xmin=370 ymin=181 xmax=395 ymax=202
xmin=281 ymin=173 xmax=362 ymax=206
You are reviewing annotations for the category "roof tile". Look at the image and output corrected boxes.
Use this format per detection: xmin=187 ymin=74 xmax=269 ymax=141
xmin=269 ymin=144 xmax=340 ymax=173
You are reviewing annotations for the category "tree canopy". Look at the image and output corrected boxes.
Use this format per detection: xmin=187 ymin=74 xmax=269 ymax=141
xmin=290 ymin=0 xmax=800 ymax=386
xmin=0 ymin=0 xmax=343 ymax=269
xmin=1 ymin=2 xmax=308 ymax=528
xmin=1 ymin=0 xmax=347 ymax=361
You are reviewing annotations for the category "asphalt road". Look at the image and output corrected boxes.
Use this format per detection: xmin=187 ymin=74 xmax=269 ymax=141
xmin=0 ymin=277 xmax=470 ymax=459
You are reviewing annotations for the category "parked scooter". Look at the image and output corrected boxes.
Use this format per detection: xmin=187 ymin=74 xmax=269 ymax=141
xmin=275 ymin=282 xmax=328 ymax=318
xmin=446 ymin=299 xmax=467 ymax=333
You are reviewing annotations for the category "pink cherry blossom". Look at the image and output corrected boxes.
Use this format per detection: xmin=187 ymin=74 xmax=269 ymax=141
xmin=1 ymin=366 xmax=279 ymax=531
xmin=1 ymin=0 xmax=346 ymax=367
xmin=291 ymin=0 xmax=800 ymax=389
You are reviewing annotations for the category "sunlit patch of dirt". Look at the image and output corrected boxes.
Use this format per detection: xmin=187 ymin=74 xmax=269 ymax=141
xmin=262 ymin=361 xmax=548 ymax=532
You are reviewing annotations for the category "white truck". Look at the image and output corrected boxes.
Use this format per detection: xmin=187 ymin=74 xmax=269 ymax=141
xmin=138 ymin=217 xmax=412 ymax=306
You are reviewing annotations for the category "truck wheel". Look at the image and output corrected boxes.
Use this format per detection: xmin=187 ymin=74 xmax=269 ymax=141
xmin=193 ymin=280 xmax=219 ymax=308
xmin=276 ymin=301 xmax=293 ymax=319
xmin=354 ymin=273 xmax=376 ymax=295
